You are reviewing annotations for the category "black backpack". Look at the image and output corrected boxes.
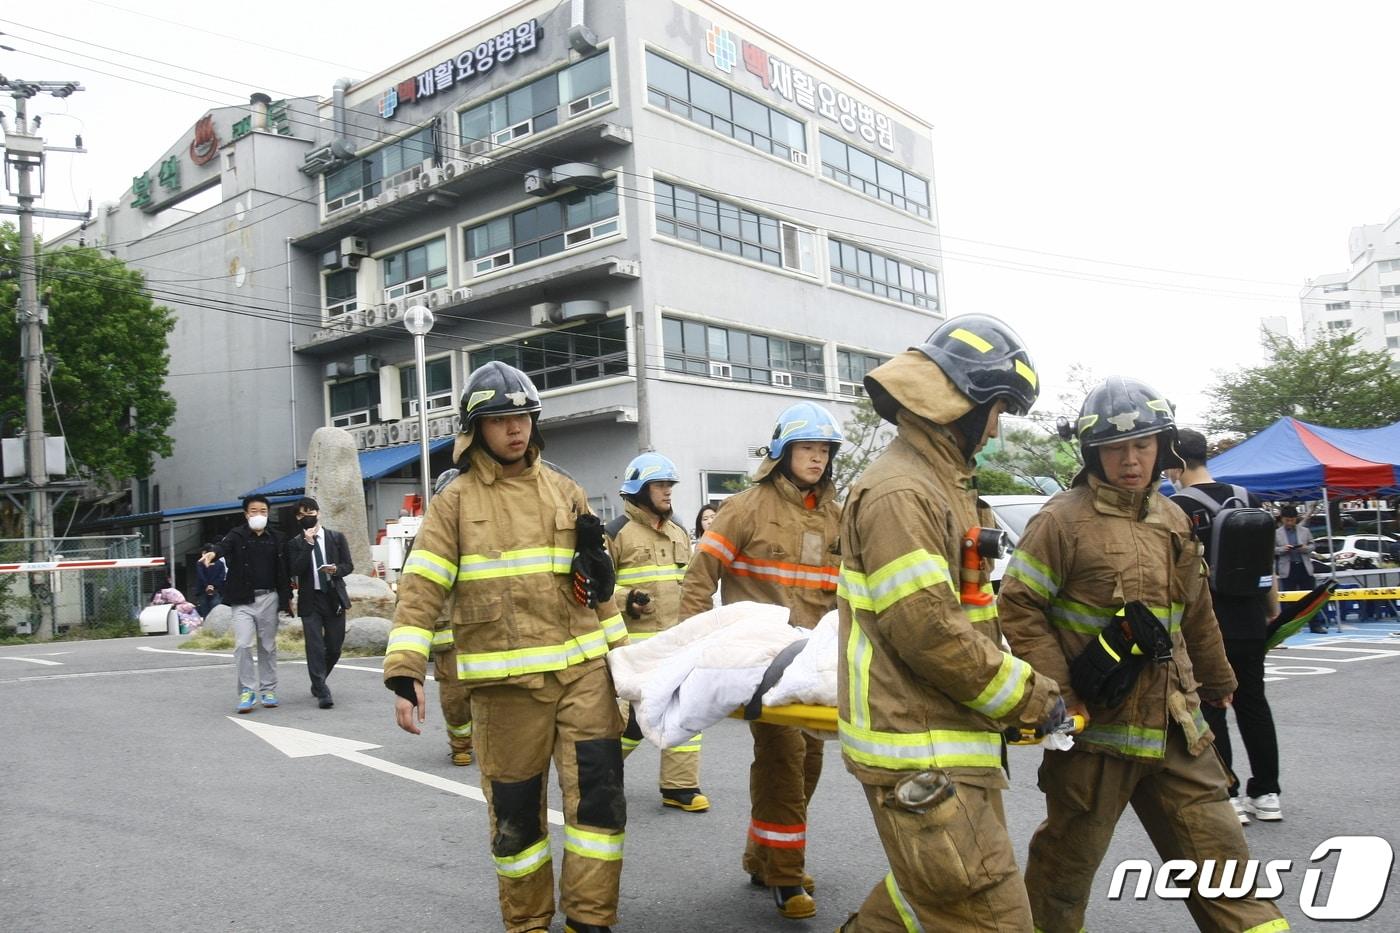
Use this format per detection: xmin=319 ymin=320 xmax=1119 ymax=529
xmin=1173 ymin=485 xmax=1276 ymax=597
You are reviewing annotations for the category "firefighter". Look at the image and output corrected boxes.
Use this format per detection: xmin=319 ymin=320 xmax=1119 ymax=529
xmin=998 ymin=376 xmax=1289 ymax=933
xmin=679 ymin=401 xmax=843 ymax=921
xmin=384 ymin=362 xmax=627 ymax=933
xmin=835 ymin=315 xmax=1064 ymax=932
xmin=607 ymin=452 xmax=709 ymax=812
xmin=424 ymin=468 xmax=474 ymax=768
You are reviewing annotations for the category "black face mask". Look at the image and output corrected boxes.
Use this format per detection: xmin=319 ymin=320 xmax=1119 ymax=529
xmin=298 ymin=515 xmax=319 ymax=530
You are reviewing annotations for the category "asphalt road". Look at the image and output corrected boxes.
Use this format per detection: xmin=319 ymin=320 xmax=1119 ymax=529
xmin=3 ymin=625 xmax=1398 ymax=932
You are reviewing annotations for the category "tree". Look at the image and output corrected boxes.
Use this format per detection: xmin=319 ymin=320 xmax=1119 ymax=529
xmin=831 ymin=395 xmax=894 ymax=499
xmin=1207 ymin=329 xmax=1400 ymax=435
xmin=0 ymin=225 xmax=176 ymax=487
xmin=978 ymin=426 xmax=1079 ymax=492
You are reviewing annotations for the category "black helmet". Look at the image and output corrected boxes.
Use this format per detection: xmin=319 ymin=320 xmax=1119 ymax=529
xmin=1074 ymin=376 xmax=1181 ymax=476
xmin=913 ymin=314 xmax=1040 ymax=416
xmin=459 ymin=361 xmax=541 ymax=430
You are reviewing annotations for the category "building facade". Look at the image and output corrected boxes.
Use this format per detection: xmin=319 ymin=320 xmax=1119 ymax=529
xmin=1300 ymin=211 xmax=1400 ymax=370
xmin=59 ymin=0 xmax=944 ymax=556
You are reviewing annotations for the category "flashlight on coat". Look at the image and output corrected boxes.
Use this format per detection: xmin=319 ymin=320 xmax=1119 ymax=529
xmin=960 ymin=526 xmax=1010 ymax=607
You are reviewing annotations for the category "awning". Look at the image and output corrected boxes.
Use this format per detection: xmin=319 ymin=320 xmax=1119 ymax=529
xmin=73 ymin=494 xmax=303 ymax=532
xmin=243 ymin=438 xmax=455 ymax=497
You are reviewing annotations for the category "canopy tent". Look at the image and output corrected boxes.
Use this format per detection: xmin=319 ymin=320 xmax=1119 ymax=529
xmin=1207 ymin=417 xmax=1400 ymax=502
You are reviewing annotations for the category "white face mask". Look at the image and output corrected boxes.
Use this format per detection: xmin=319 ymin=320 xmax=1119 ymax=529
xmin=247 ymin=515 xmax=268 ymax=531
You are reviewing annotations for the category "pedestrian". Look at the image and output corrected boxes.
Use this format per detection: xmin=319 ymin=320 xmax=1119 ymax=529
xmin=284 ymin=496 xmax=353 ymax=709
xmin=201 ymin=495 xmax=292 ymax=714
xmin=999 ymin=377 xmax=1288 ymax=933
xmin=383 ymin=361 xmax=627 ymax=933
xmin=1169 ymin=429 xmax=1285 ymax=825
xmin=608 ymin=452 xmax=708 ymax=813
xmin=693 ymin=502 xmax=718 ymax=543
xmin=679 ymin=401 xmax=844 ymax=921
xmin=1275 ymin=505 xmax=1317 ymax=593
xmin=836 ymin=315 xmax=1065 ymax=932
xmin=195 ymin=544 xmax=225 ymax=618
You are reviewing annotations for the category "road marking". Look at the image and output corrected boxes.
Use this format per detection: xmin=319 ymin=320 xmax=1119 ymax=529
xmin=230 ymin=718 xmax=564 ymax=825
xmin=0 ymin=664 xmax=229 ymax=684
xmin=0 ymin=656 xmax=63 ymax=666
xmin=139 ymin=646 xmax=232 ymax=658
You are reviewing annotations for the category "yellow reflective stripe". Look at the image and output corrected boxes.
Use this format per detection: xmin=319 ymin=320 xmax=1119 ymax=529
xmin=600 ymin=612 xmax=628 ymax=645
xmin=431 ymin=628 xmax=454 ymax=648
xmin=838 ymin=719 xmax=1002 ymax=770
xmin=493 ymin=837 xmax=551 ymax=878
xmin=456 ymin=627 xmax=610 ymax=680
xmin=949 ymin=327 xmax=992 ymax=353
xmin=563 ymin=826 xmax=624 ymax=861
xmin=1098 ymin=631 xmax=1122 ymax=663
xmin=669 ymin=733 xmax=702 ymax=753
xmin=1015 ymin=358 xmax=1038 ymax=390
xmin=1241 ymin=920 xmax=1290 ymax=933
xmin=1049 ymin=600 xmax=1181 ymax=635
xmin=458 ymin=547 xmax=574 ymax=581
xmin=965 ymin=652 xmax=1032 ymax=720
xmin=404 ymin=549 xmax=457 ymax=589
xmin=838 ymin=565 xmax=875 ymax=612
xmin=885 ymin=871 xmax=925 ymax=933
xmin=1005 ymin=551 xmax=1059 ymax=599
xmin=865 ymin=549 xmax=955 ymax=612
xmin=447 ymin=721 xmax=473 ymax=738
xmin=616 ymin=565 xmax=685 ymax=585
xmin=621 ymin=736 xmax=641 ymax=750
xmin=386 ymin=626 xmax=432 ymax=658
xmin=626 ymin=630 xmax=660 ymax=641
xmin=845 ymin=618 xmax=875 ymax=730
xmin=964 ymin=589 xmax=999 ymax=624
xmin=1079 ymin=723 xmax=1166 ymax=758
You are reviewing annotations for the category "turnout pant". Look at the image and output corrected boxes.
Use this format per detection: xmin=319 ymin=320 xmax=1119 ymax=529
xmin=1203 ymin=638 xmax=1280 ymax=798
xmin=434 ymin=651 xmax=473 ymax=754
xmin=846 ymin=780 xmax=1032 ymax=932
xmin=232 ymin=591 xmax=279 ymax=694
xmin=619 ymin=700 xmax=702 ymax=790
xmin=1025 ymin=725 xmax=1289 ymax=933
xmin=472 ymin=664 xmax=625 ymax=932
xmin=741 ymin=721 xmax=823 ymax=886
xmin=300 ymin=590 xmax=345 ymax=696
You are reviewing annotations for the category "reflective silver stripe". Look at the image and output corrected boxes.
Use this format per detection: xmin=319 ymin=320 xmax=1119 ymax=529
xmin=966 ymin=652 xmax=1032 ymax=720
xmin=458 ymin=548 xmax=573 ymax=580
xmin=1005 ymin=551 xmax=1059 ymax=599
xmin=562 ymin=826 xmax=624 ymax=861
xmin=493 ymin=837 xmax=551 ymax=878
xmin=447 ymin=721 xmax=473 ymax=738
xmin=616 ymin=566 xmax=685 ymax=585
xmin=838 ymin=720 xmax=1003 ymax=770
xmin=846 ymin=620 xmax=874 ymax=730
xmin=456 ymin=628 xmax=609 ymax=680
xmin=838 ymin=566 xmax=875 ymax=611
xmin=885 ymin=872 xmax=926 ymax=933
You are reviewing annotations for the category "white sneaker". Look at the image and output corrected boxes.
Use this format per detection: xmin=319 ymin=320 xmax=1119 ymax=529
xmin=1230 ymin=797 xmax=1250 ymax=825
xmin=1247 ymin=793 xmax=1282 ymax=821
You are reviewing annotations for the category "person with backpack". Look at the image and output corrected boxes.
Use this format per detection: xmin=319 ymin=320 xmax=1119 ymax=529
xmin=607 ymin=452 xmax=708 ymax=813
xmin=1169 ymin=428 xmax=1284 ymax=826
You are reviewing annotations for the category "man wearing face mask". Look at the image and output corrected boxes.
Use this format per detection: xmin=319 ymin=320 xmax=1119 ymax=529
xmin=202 ymin=495 xmax=292 ymax=714
xmin=284 ymin=496 xmax=353 ymax=709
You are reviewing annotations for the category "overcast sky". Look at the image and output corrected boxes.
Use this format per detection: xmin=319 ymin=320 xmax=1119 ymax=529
xmin=6 ymin=0 xmax=1400 ymax=428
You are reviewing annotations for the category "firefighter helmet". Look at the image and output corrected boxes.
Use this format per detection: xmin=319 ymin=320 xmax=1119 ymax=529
xmin=619 ymin=452 xmax=680 ymax=496
xmin=911 ymin=314 xmax=1040 ymax=416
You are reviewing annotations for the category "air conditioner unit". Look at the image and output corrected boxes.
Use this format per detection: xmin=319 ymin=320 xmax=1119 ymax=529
xmin=339 ymin=254 xmax=361 ymax=271
xmin=524 ymin=169 xmax=550 ymax=195
xmin=789 ymin=150 xmax=811 ymax=169
xmin=323 ymin=362 xmax=351 ymax=379
xmin=449 ymin=286 xmax=472 ymax=303
xmin=394 ymin=183 xmax=417 ymax=201
xmin=464 ymin=137 xmax=492 ymax=157
xmin=380 ymin=186 xmax=399 ymax=205
xmin=530 ymin=302 xmax=561 ymax=327
xmin=340 ymin=236 xmax=368 ymax=257
xmin=386 ymin=166 xmax=419 ymax=189
xmin=709 ymin=361 xmax=733 ymax=379
xmin=352 ymin=354 xmax=380 ymax=376
xmin=440 ymin=158 xmax=468 ymax=180
xmin=770 ymin=371 xmax=794 ymax=388
xmin=383 ymin=301 xmax=403 ymax=322
xmin=362 ymin=196 xmax=380 ymax=211
xmin=320 ymin=248 xmax=342 ymax=271
xmin=425 ymin=287 xmax=451 ymax=309
xmin=417 ymin=169 xmax=440 ymax=190
xmin=464 ymin=154 xmax=492 ymax=170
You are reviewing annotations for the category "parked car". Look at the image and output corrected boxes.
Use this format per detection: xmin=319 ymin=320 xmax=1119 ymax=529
xmin=984 ymin=494 xmax=1052 ymax=588
xmin=1310 ymin=534 xmax=1400 ymax=572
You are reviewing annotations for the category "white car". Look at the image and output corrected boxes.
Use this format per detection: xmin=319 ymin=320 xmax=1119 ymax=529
xmin=1310 ymin=534 xmax=1399 ymax=571
xmin=983 ymin=494 xmax=1052 ymax=587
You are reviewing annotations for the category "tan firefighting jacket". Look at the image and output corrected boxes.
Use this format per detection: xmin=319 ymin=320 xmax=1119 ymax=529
xmin=679 ymin=473 xmax=840 ymax=629
xmin=998 ymin=474 xmax=1237 ymax=761
xmin=383 ymin=445 xmax=626 ymax=688
xmin=608 ymin=500 xmax=691 ymax=637
xmin=838 ymin=412 xmax=1060 ymax=789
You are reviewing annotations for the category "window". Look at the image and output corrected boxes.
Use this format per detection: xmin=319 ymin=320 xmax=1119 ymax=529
xmin=1377 ymin=259 xmax=1400 ymax=274
xmin=328 ymin=376 xmax=379 ymax=428
xmin=662 ymin=315 xmax=824 ymax=391
xmin=1324 ymin=301 xmax=1351 ymax=312
xmin=323 ymin=125 xmax=435 ymax=212
xmin=1322 ymin=283 xmax=1348 ymax=293
xmin=324 ymin=269 xmax=357 ymax=319
xmin=382 ymin=237 xmax=448 ymax=301
xmin=645 ymin=51 xmax=808 ymax=164
xmin=399 ymin=357 xmax=454 ymax=418
xmin=469 ymin=317 xmax=628 ymax=390
xmin=1381 ymin=285 xmax=1400 ymax=296
xmin=464 ymin=183 xmax=618 ymax=276
xmin=703 ymin=470 xmax=748 ymax=503
xmin=836 ymin=349 xmax=888 ymax=396
xmin=1326 ymin=319 xmax=1352 ymax=330
xmin=828 ymin=238 xmax=938 ymax=310
xmin=1384 ymin=310 xmax=1400 ymax=325
xmin=1388 ymin=335 xmax=1400 ymax=348
xmin=654 ymin=180 xmax=816 ymax=275
xmin=819 ymin=132 xmax=930 ymax=218
xmin=459 ymin=51 xmax=611 ymax=154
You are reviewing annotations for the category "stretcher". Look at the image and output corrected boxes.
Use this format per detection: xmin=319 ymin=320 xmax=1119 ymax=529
xmin=728 ymin=705 xmax=1087 ymax=746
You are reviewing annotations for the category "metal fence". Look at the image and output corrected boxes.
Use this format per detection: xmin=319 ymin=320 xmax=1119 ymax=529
xmin=0 ymin=536 xmax=154 ymax=636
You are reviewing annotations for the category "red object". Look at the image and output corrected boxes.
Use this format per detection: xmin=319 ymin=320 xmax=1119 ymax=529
xmin=376 ymin=529 xmax=386 ymax=545
xmin=960 ymin=527 xmax=994 ymax=606
xmin=403 ymin=493 xmax=423 ymax=516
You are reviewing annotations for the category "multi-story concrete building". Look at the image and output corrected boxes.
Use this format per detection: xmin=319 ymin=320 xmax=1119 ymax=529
xmin=60 ymin=0 xmax=944 ymax=567
xmin=1300 ymin=211 xmax=1400 ymax=370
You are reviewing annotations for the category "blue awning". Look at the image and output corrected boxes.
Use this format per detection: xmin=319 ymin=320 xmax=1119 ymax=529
xmin=243 ymin=438 xmax=454 ymax=497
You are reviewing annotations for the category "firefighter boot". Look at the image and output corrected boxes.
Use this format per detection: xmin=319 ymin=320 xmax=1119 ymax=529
xmin=752 ymin=872 xmax=816 ymax=894
xmin=661 ymin=787 xmax=710 ymax=812
xmin=450 ymin=737 xmax=473 ymax=767
xmin=773 ymin=884 xmax=817 ymax=920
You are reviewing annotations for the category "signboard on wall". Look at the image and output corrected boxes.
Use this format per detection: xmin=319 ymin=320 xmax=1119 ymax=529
xmin=377 ymin=18 xmax=544 ymax=119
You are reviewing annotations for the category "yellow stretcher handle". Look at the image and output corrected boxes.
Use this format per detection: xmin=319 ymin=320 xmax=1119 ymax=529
xmin=728 ymin=703 xmax=839 ymax=731
xmin=1007 ymin=713 xmax=1087 ymax=746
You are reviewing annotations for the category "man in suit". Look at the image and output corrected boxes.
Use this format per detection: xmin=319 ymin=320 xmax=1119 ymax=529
xmin=286 ymin=496 xmax=353 ymax=708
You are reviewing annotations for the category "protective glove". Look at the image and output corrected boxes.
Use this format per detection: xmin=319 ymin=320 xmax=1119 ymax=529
xmin=1035 ymin=696 xmax=1068 ymax=738
xmin=625 ymin=589 xmax=652 ymax=620
xmin=570 ymin=514 xmax=615 ymax=608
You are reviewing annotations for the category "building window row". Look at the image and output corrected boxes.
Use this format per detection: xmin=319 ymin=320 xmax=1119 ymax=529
xmin=329 ymin=374 xmax=380 ymax=428
xmin=459 ymin=50 xmax=612 ymax=155
xmin=1321 ymin=282 xmax=1348 ymax=293
xmin=662 ymin=315 xmax=883 ymax=395
xmin=1381 ymin=285 xmax=1400 ymax=296
xmin=382 ymin=238 xmax=449 ymax=301
xmin=828 ymin=238 xmax=937 ymax=310
xmin=324 ymin=126 xmax=436 ymax=214
xmin=836 ymin=349 xmax=884 ymax=397
xmin=469 ymin=317 xmax=628 ymax=390
xmin=1377 ymin=259 xmax=1400 ymax=274
xmin=399 ymin=357 xmax=455 ymax=418
xmin=819 ymin=132 xmax=930 ymax=219
xmin=645 ymin=51 xmax=808 ymax=166
xmin=1385 ymin=310 xmax=1400 ymax=325
xmin=465 ymin=181 xmax=619 ymax=276
xmin=1324 ymin=301 xmax=1351 ymax=312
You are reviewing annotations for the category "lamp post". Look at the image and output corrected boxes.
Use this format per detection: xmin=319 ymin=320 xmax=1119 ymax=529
xmin=402 ymin=303 xmax=435 ymax=509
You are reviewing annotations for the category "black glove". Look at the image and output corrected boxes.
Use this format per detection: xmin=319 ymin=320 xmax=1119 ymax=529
xmin=625 ymin=589 xmax=651 ymax=620
xmin=571 ymin=514 xmax=615 ymax=608
xmin=1036 ymin=696 xmax=1067 ymax=738
xmin=386 ymin=675 xmax=419 ymax=708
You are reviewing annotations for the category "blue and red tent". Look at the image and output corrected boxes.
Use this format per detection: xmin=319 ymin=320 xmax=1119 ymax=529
xmin=1208 ymin=417 xmax=1400 ymax=501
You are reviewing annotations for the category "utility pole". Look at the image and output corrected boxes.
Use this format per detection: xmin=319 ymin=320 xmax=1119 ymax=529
xmin=2 ymin=77 xmax=86 ymax=637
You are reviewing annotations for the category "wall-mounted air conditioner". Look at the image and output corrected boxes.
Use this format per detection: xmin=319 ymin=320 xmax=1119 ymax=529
xmin=352 ymin=354 xmax=380 ymax=376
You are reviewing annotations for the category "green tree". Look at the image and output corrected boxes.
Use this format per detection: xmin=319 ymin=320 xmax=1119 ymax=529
xmin=979 ymin=426 xmax=1079 ymax=492
xmin=0 ymin=225 xmax=176 ymax=485
xmin=831 ymin=395 xmax=894 ymax=499
xmin=1207 ymin=329 xmax=1400 ymax=434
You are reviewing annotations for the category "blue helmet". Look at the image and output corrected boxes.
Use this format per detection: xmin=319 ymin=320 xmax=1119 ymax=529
xmin=766 ymin=402 xmax=844 ymax=462
xmin=619 ymin=452 xmax=681 ymax=496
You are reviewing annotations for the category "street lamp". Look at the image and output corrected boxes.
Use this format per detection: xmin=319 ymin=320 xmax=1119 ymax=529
xmin=402 ymin=303 xmax=435 ymax=510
